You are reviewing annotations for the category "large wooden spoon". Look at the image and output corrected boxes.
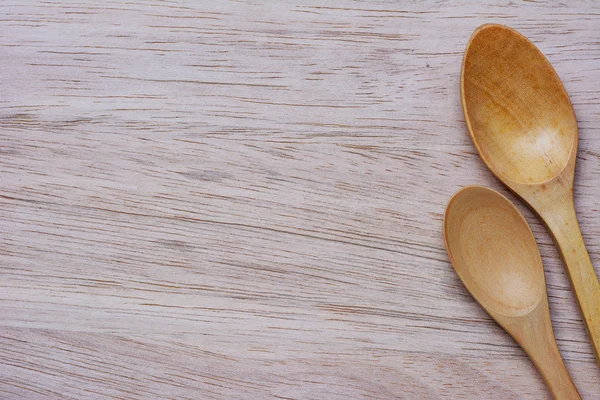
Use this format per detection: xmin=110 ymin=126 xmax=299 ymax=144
xmin=461 ymin=23 xmax=600 ymax=362
xmin=444 ymin=186 xmax=580 ymax=399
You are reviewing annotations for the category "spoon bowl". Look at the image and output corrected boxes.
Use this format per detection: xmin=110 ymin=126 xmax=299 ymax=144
xmin=444 ymin=186 xmax=580 ymax=399
xmin=444 ymin=186 xmax=544 ymax=317
xmin=462 ymin=24 xmax=577 ymax=185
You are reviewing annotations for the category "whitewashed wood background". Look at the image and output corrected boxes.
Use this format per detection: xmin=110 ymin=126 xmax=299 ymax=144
xmin=2 ymin=1 xmax=600 ymax=399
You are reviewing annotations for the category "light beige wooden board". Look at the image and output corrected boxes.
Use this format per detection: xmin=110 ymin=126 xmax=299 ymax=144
xmin=1 ymin=1 xmax=600 ymax=398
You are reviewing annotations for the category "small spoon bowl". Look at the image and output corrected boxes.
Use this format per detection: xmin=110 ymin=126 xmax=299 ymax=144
xmin=444 ymin=186 xmax=580 ymax=399
xmin=444 ymin=186 xmax=544 ymax=317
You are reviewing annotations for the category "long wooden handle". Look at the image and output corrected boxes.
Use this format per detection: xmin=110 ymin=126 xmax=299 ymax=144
xmin=541 ymin=197 xmax=600 ymax=363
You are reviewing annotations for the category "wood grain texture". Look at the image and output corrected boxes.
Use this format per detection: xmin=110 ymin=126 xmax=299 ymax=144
xmin=1 ymin=1 xmax=600 ymax=399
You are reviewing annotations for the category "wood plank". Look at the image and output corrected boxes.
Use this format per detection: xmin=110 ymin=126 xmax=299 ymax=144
xmin=1 ymin=1 xmax=600 ymax=398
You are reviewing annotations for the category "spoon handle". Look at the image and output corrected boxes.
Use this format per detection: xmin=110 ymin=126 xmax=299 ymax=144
xmin=535 ymin=345 xmax=580 ymax=400
xmin=519 ymin=299 xmax=581 ymax=400
xmin=525 ymin=320 xmax=581 ymax=399
xmin=541 ymin=196 xmax=600 ymax=363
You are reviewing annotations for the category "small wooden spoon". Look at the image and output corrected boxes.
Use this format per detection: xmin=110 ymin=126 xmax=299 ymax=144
xmin=444 ymin=186 xmax=580 ymax=399
xmin=461 ymin=24 xmax=600 ymax=362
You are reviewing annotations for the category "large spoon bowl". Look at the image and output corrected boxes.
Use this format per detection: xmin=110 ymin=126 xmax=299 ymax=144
xmin=444 ymin=186 xmax=580 ymax=399
xmin=462 ymin=24 xmax=577 ymax=185
xmin=461 ymin=24 xmax=600 ymax=362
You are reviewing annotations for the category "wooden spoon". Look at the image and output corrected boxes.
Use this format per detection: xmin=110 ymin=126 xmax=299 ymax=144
xmin=461 ymin=23 xmax=600 ymax=362
xmin=444 ymin=186 xmax=580 ymax=399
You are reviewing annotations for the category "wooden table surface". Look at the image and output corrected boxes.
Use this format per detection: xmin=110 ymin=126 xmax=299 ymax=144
xmin=2 ymin=1 xmax=600 ymax=399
